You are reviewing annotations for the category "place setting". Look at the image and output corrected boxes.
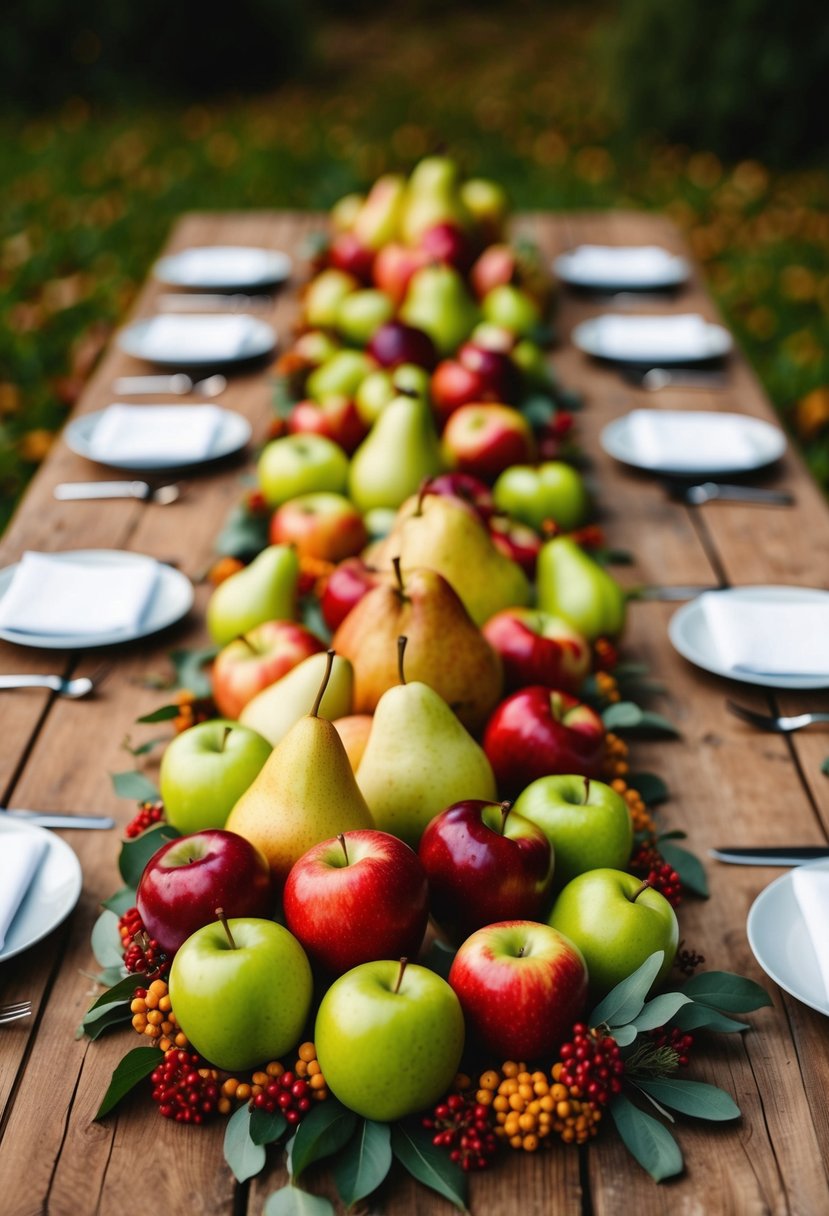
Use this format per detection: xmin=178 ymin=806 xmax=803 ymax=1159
xmin=0 ymin=814 xmax=83 ymax=964
xmin=554 ymin=243 xmax=692 ymax=295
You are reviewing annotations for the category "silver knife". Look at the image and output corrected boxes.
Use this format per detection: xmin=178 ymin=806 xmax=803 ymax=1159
xmin=55 ymin=481 xmax=151 ymax=501
xmin=686 ymin=483 xmax=794 ymax=506
xmin=710 ymin=846 xmax=829 ymax=865
xmin=0 ymin=807 xmax=115 ymax=830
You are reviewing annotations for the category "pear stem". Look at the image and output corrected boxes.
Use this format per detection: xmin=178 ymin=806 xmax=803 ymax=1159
xmin=219 ymin=725 xmax=232 ymax=753
xmin=310 ymin=650 xmax=335 ymax=718
xmin=393 ymin=958 xmax=408 ymax=994
xmin=415 ymin=477 xmax=432 ymax=517
xmin=338 ymin=833 xmax=349 ymax=865
xmin=499 ymin=801 xmax=512 ymax=835
xmin=397 ymin=636 xmax=408 ymax=686
xmin=629 ymin=880 xmax=651 ymax=904
xmin=583 ymin=777 xmax=591 ymax=805
xmin=392 ymin=556 xmax=406 ymax=597
xmin=216 ymin=908 xmax=237 ymax=949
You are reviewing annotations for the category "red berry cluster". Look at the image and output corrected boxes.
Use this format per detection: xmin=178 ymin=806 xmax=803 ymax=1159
xmin=630 ymin=844 xmax=683 ymax=908
xmin=151 ymin=1049 xmax=219 ymax=1123
xmin=592 ymin=636 xmax=619 ymax=672
xmin=423 ymin=1093 xmax=498 ymax=1172
xmin=558 ymin=1025 xmax=625 ymax=1106
xmin=648 ymin=1025 xmax=694 ymax=1067
xmin=252 ymin=1071 xmax=312 ymax=1126
xmin=124 ymin=801 xmax=165 ymax=839
xmin=118 ymin=907 xmax=169 ymax=981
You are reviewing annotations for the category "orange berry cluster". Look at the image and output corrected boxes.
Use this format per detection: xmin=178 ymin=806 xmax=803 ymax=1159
xmin=171 ymin=688 xmax=215 ymax=734
xmin=476 ymin=1060 xmax=604 ymax=1149
xmin=610 ymin=777 xmax=654 ymax=833
xmin=131 ymin=979 xmax=188 ymax=1053
xmin=207 ymin=556 xmax=244 ymax=587
xmin=549 ymin=1064 xmax=603 ymax=1143
xmin=594 ymin=670 xmax=621 ymax=704
xmin=604 ymin=730 xmax=629 ymax=779
xmin=221 ymin=1042 xmax=329 ymax=1118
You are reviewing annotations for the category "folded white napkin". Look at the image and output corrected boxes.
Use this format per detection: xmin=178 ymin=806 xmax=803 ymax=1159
xmin=170 ymin=247 xmax=275 ymax=286
xmin=135 ymin=315 xmax=254 ymax=362
xmin=0 ymin=551 xmax=160 ymax=636
xmin=594 ymin=313 xmax=710 ymax=361
xmin=625 ymin=409 xmax=761 ymax=471
xmin=791 ymin=866 xmax=829 ymax=1002
xmin=700 ymin=593 xmax=829 ymax=677
xmin=88 ymin=404 xmax=224 ymax=464
xmin=567 ymin=244 xmax=677 ymax=283
xmin=0 ymin=832 xmax=48 ymax=951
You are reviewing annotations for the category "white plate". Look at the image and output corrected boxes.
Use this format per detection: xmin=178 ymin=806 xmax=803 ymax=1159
xmin=600 ymin=410 xmax=786 ymax=476
xmin=554 ymin=246 xmax=690 ymax=291
xmin=153 ymin=246 xmax=292 ymax=290
xmin=0 ymin=550 xmax=194 ymax=650
xmin=117 ymin=314 xmax=277 ymax=369
xmin=572 ymin=315 xmax=733 ymax=365
xmin=65 ymin=407 xmax=251 ymax=471
xmin=0 ymin=818 xmax=83 ymax=962
xmin=747 ymin=857 xmax=829 ymax=1017
xmin=669 ymin=585 xmax=829 ymax=690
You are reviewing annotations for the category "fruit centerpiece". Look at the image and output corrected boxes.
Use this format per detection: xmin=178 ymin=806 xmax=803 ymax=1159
xmin=83 ymin=156 xmax=770 ymax=1211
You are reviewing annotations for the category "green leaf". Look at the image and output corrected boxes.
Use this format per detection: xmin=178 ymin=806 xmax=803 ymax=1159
xmin=91 ymin=909 xmax=125 ymax=970
xmin=659 ymin=842 xmax=709 ymax=898
xmin=215 ymin=504 xmax=270 ymax=560
xmin=94 ymin=965 xmax=127 ymax=987
xmin=83 ymin=972 xmax=141 ymax=1025
xmin=590 ymin=951 xmax=665 ymax=1028
xmin=95 ymin=1047 xmax=159 ymax=1119
xmin=681 ymin=971 xmax=772 ymax=1013
xmin=612 ymin=1023 xmax=638 ymax=1047
xmin=263 ymin=1186 xmax=335 ymax=1216
xmin=821 ymin=755 xmax=829 ymax=775
xmin=391 ymin=1122 xmax=467 ymax=1211
xmin=111 ymin=769 xmax=160 ymax=803
xmin=82 ymin=1004 xmax=134 ymax=1040
xmin=101 ymin=886 xmax=137 ymax=915
xmin=136 ymin=704 xmax=180 ymax=724
xmin=224 ymin=1104 xmax=267 ymax=1183
xmin=520 ymin=392 xmax=558 ymax=428
xmin=168 ymin=645 xmax=218 ymax=698
xmin=602 ymin=701 xmax=679 ymax=735
xmin=631 ymin=992 xmax=692 ymax=1032
xmin=636 ymin=1078 xmax=741 ymax=1121
xmin=333 ymin=1119 xmax=392 ymax=1209
xmin=609 ymin=1093 xmax=684 ymax=1181
xmin=628 ymin=772 xmax=669 ymax=806
xmin=298 ymin=594 xmax=332 ymax=645
xmin=290 ymin=1099 xmax=357 ymax=1180
xmin=122 ymin=735 xmax=167 ymax=758
xmin=118 ymin=823 xmax=180 ymax=888
xmin=670 ymin=1004 xmax=749 ymax=1034
xmin=249 ymin=1107 xmax=288 ymax=1146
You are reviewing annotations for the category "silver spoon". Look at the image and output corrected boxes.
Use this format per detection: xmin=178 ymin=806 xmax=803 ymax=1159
xmin=54 ymin=481 xmax=182 ymax=505
xmin=112 ymin=373 xmax=227 ymax=397
xmin=625 ymin=368 xmax=728 ymax=390
xmin=0 ymin=673 xmax=96 ymax=697
xmin=726 ymin=700 xmax=829 ymax=733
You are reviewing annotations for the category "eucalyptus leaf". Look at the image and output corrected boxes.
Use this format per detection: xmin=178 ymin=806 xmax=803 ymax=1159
xmin=612 ymin=1023 xmax=639 ymax=1047
xmin=628 ymin=772 xmax=669 ymax=806
xmin=659 ymin=842 xmax=709 ymax=898
xmin=298 ymin=594 xmax=332 ymax=645
xmin=118 ymin=823 xmax=180 ymax=887
xmin=636 ymin=1078 xmax=741 ymax=1121
xmin=520 ymin=393 xmax=558 ymax=427
xmin=94 ymin=966 xmax=127 ymax=987
xmin=391 ymin=1122 xmax=467 ymax=1210
xmin=290 ymin=1099 xmax=356 ymax=1180
xmin=631 ymin=992 xmax=692 ymax=1032
xmin=95 ymin=1046 xmax=159 ymax=1120
xmin=634 ymin=710 xmax=681 ymax=736
xmin=821 ymin=755 xmax=829 ymax=775
xmin=635 ymin=1087 xmax=675 ymax=1123
xmin=670 ymin=1004 xmax=749 ymax=1034
xmin=609 ymin=1094 xmax=684 ymax=1181
xmin=110 ymin=769 xmax=160 ymax=804
xmin=681 ymin=971 xmax=772 ymax=1013
xmin=101 ymin=886 xmax=137 ymax=915
xmin=168 ymin=645 xmax=219 ymax=698
xmin=91 ymin=909 xmax=125 ymax=970
xmin=601 ymin=701 xmax=643 ymax=729
xmin=136 ymin=704 xmax=180 ymax=724
xmin=590 ymin=951 xmax=665 ymax=1028
xmin=82 ymin=1004 xmax=134 ymax=1041
xmin=215 ymin=503 xmax=271 ymax=560
xmin=250 ymin=1107 xmax=288 ymax=1146
xmin=263 ymin=1186 xmax=335 ymax=1216
xmin=83 ymin=972 xmax=143 ymax=1025
xmin=223 ymin=1104 xmax=266 ymax=1183
xmin=333 ymin=1119 xmax=392 ymax=1209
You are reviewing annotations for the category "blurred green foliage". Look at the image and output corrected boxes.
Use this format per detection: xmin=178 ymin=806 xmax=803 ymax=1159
xmin=1 ymin=4 xmax=828 ymax=532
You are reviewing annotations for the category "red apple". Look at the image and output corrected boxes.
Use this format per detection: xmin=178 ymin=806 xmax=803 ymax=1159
xmin=418 ymin=221 xmax=477 ymax=273
xmin=425 ymin=472 xmax=495 ymax=523
xmin=430 ymin=359 xmax=489 ymax=427
xmin=482 ymin=608 xmax=592 ymax=694
xmin=329 ymin=230 xmax=375 ymax=284
xmin=457 ymin=341 xmax=521 ymax=405
xmin=418 ymin=800 xmax=554 ymax=943
xmin=470 ymin=243 xmax=554 ymax=313
xmin=212 ymin=620 xmax=326 ymax=720
xmin=137 ymin=829 xmax=275 ymax=955
xmin=283 ymin=829 xmax=429 ymax=975
xmin=320 ymin=558 xmax=388 ymax=631
xmin=372 ymin=242 xmax=427 ymax=305
xmin=447 ymin=920 xmax=588 ymax=1060
xmin=288 ymin=395 xmax=367 ymax=455
xmin=488 ymin=516 xmax=543 ymax=579
xmin=269 ymin=492 xmax=368 ymax=562
xmin=483 ymin=688 xmax=606 ymax=797
xmin=367 ymin=321 xmax=437 ymax=371
xmin=441 ymin=403 xmax=536 ymax=483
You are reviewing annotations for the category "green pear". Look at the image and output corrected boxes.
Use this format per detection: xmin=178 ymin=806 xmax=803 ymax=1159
xmin=400 ymin=156 xmax=472 ymax=246
xmin=307 ymin=350 xmax=375 ymax=403
xmin=356 ymin=642 xmax=497 ymax=848
xmin=536 ymin=537 xmax=627 ymax=641
xmin=399 ymin=265 xmax=479 ymax=357
xmin=460 ymin=177 xmax=510 ymax=241
xmin=227 ymin=652 xmax=372 ymax=882
xmin=372 ymin=492 xmax=531 ymax=626
xmin=304 ymin=268 xmax=359 ymax=329
xmin=207 ymin=546 xmax=299 ymax=646
xmin=353 ymin=174 xmax=407 ymax=250
xmin=482 ymin=283 xmax=541 ymax=338
xmin=240 ymin=651 xmax=353 ymax=746
xmin=348 ymin=394 xmax=443 ymax=513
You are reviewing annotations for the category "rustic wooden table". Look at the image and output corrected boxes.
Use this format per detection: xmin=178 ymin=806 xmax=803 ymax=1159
xmin=1 ymin=211 xmax=828 ymax=1216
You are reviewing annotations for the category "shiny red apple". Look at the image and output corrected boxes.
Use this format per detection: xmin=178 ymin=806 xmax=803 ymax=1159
xmin=328 ymin=230 xmax=375 ymax=284
xmin=441 ymin=403 xmax=536 ymax=482
xmin=430 ymin=359 xmax=489 ymax=427
xmin=320 ymin=558 xmax=387 ymax=631
xmin=367 ymin=321 xmax=437 ymax=370
xmin=482 ymin=608 xmax=592 ymax=694
xmin=483 ymin=687 xmax=606 ymax=796
xmin=418 ymin=221 xmax=477 ymax=273
xmin=488 ymin=516 xmax=543 ymax=578
xmin=457 ymin=341 xmax=521 ymax=405
xmin=269 ymin=492 xmax=367 ymax=562
xmin=372 ymin=242 xmax=427 ymax=304
xmin=288 ymin=395 xmax=367 ymax=455
xmin=212 ymin=619 xmax=325 ymax=719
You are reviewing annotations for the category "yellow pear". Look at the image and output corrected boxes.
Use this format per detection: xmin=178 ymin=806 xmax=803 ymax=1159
xmin=239 ymin=651 xmax=353 ymax=746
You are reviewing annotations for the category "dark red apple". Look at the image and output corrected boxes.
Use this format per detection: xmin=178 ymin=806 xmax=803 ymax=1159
xmin=288 ymin=395 xmax=368 ymax=455
xmin=483 ymin=687 xmax=606 ymax=797
xmin=418 ymin=799 xmax=554 ymax=943
xmin=419 ymin=221 xmax=477 ymax=273
xmin=136 ymin=830 xmax=275 ymax=955
xmin=488 ymin=516 xmax=543 ymax=578
xmin=329 ymin=231 xmax=375 ymax=284
xmin=458 ymin=341 xmax=521 ymax=405
xmin=320 ymin=558 xmax=387 ymax=631
xmin=367 ymin=321 xmax=437 ymax=371
xmin=482 ymin=608 xmax=592 ymax=694
xmin=212 ymin=620 xmax=326 ymax=719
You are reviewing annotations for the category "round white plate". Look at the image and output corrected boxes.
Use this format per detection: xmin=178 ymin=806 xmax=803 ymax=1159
xmin=117 ymin=314 xmax=277 ymax=370
xmin=747 ymin=857 xmax=829 ymax=1017
xmin=572 ymin=316 xmax=733 ymax=364
xmin=0 ymin=818 xmax=83 ymax=962
xmin=0 ymin=550 xmax=194 ymax=650
xmin=669 ymin=585 xmax=829 ymax=690
xmin=600 ymin=410 xmax=786 ymax=476
xmin=153 ymin=246 xmax=292 ymax=290
xmin=554 ymin=248 xmax=691 ymax=291
xmin=65 ymin=407 xmax=252 ymax=471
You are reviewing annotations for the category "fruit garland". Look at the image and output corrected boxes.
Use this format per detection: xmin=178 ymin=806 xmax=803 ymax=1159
xmin=83 ymin=157 xmax=771 ymax=1211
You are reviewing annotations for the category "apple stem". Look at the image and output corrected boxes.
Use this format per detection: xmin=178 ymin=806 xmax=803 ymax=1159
xmin=397 ymin=635 xmax=408 ymax=685
xmin=629 ymin=879 xmax=651 ymax=904
xmin=215 ymin=908 xmax=237 ymax=949
xmin=393 ymin=958 xmax=408 ymax=994
xmin=237 ymin=633 xmax=258 ymax=655
xmin=392 ymin=556 xmax=407 ymax=598
xmin=338 ymin=833 xmax=349 ymax=865
xmin=583 ymin=777 xmax=590 ymax=805
xmin=310 ymin=650 xmax=335 ymax=718
xmin=499 ymin=801 xmax=512 ymax=835
xmin=219 ymin=725 xmax=232 ymax=753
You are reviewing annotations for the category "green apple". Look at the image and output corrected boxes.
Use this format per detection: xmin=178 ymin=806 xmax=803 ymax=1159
xmin=306 ymin=350 xmax=375 ymax=405
xmin=536 ymin=536 xmax=627 ymax=641
xmin=335 ymin=289 xmax=395 ymax=346
xmin=314 ymin=959 xmax=465 ymax=1121
xmin=512 ymin=338 xmax=553 ymax=388
xmin=159 ymin=719 xmax=271 ymax=833
xmin=548 ymin=868 xmax=679 ymax=998
xmin=513 ymin=775 xmax=633 ymax=888
xmin=169 ymin=915 xmax=313 ymax=1070
xmin=482 ymin=284 xmax=541 ymax=337
xmin=493 ymin=461 xmax=590 ymax=532
xmin=257 ymin=434 xmax=349 ymax=508
xmin=207 ymin=544 xmax=300 ymax=645
xmin=304 ymin=267 xmax=359 ymax=329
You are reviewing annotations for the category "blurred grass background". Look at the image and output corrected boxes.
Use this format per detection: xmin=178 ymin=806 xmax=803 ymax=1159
xmin=2 ymin=0 xmax=828 ymax=532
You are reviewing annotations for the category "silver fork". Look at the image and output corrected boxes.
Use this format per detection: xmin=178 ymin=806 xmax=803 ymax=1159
xmin=0 ymin=1001 xmax=33 ymax=1025
xmin=0 ymin=663 xmax=111 ymax=699
xmin=726 ymin=700 xmax=829 ymax=732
